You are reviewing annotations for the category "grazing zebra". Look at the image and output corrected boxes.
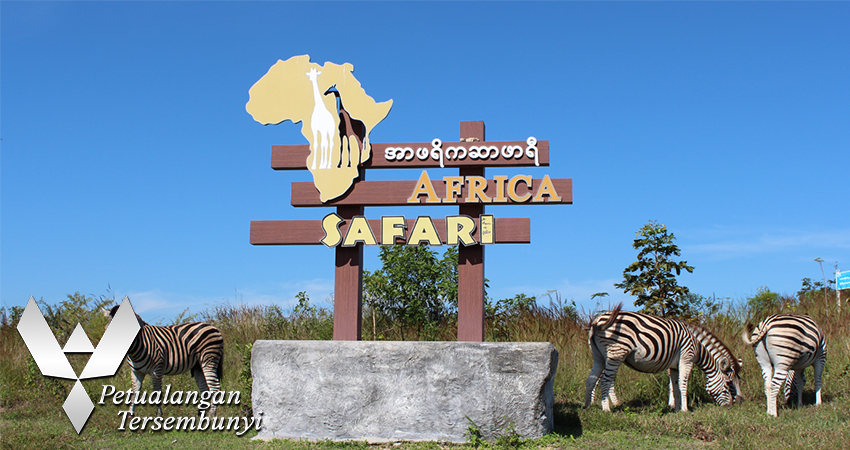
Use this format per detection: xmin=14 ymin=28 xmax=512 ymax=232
xmin=742 ymin=314 xmax=826 ymax=416
xmin=584 ymin=303 xmax=742 ymax=412
xmin=106 ymin=305 xmax=224 ymax=416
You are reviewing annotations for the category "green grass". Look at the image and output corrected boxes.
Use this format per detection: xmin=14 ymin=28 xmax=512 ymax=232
xmin=2 ymin=293 xmax=849 ymax=449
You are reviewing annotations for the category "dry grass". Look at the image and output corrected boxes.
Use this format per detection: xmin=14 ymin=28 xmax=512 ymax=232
xmin=2 ymin=291 xmax=849 ymax=449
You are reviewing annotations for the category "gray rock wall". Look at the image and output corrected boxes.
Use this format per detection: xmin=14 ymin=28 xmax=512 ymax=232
xmin=251 ymin=340 xmax=558 ymax=443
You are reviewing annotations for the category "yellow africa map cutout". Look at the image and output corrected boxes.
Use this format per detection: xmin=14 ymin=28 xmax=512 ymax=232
xmin=246 ymin=55 xmax=393 ymax=202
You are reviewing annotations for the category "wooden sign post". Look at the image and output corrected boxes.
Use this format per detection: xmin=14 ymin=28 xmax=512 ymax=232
xmin=457 ymin=121 xmax=486 ymax=342
xmin=250 ymin=121 xmax=572 ymax=341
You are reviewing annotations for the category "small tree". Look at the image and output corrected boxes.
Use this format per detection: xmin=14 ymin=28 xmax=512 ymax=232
xmin=363 ymin=245 xmax=458 ymax=340
xmin=615 ymin=221 xmax=694 ymax=317
xmin=747 ymin=286 xmax=781 ymax=318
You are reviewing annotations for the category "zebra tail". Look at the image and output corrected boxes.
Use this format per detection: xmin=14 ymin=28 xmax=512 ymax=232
xmin=594 ymin=302 xmax=623 ymax=332
xmin=741 ymin=322 xmax=762 ymax=346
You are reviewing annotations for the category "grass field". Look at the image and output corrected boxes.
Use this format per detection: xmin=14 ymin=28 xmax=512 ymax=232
xmin=2 ymin=291 xmax=848 ymax=449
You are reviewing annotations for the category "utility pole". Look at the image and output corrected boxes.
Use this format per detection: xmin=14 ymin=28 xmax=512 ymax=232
xmin=834 ymin=262 xmax=840 ymax=310
xmin=815 ymin=258 xmax=827 ymax=312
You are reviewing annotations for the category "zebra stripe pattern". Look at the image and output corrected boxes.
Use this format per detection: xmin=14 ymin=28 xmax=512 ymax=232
xmin=107 ymin=306 xmax=224 ymax=416
xmin=585 ymin=303 xmax=742 ymax=412
xmin=742 ymin=314 xmax=826 ymax=416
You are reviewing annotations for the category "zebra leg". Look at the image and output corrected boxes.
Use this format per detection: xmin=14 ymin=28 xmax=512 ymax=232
xmin=753 ymin=340 xmax=776 ymax=415
xmin=199 ymin=369 xmax=221 ymax=416
xmin=767 ymin=368 xmax=788 ymax=417
xmin=584 ymin=357 xmax=605 ymax=409
xmin=130 ymin=369 xmax=145 ymax=416
xmin=795 ymin=369 xmax=806 ymax=406
xmin=598 ymin=348 xmax=628 ymax=412
xmin=678 ymin=363 xmax=694 ymax=412
xmin=607 ymin=384 xmax=620 ymax=407
xmin=588 ymin=380 xmax=619 ymax=407
xmin=192 ymin=366 xmax=210 ymax=416
xmin=813 ymin=352 xmax=825 ymax=406
xmin=668 ymin=369 xmax=680 ymax=410
xmin=199 ymin=355 xmax=223 ymax=416
xmin=782 ymin=371 xmax=795 ymax=405
xmin=152 ymin=367 xmax=164 ymax=417
xmin=598 ymin=363 xmax=621 ymax=412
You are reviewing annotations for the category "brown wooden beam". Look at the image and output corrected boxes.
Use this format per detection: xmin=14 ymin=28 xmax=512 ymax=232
xmin=271 ymin=140 xmax=549 ymax=170
xmin=250 ymin=218 xmax=531 ymax=245
xmin=333 ymin=205 xmax=363 ymax=341
xmin=457 ymin=121 xmax=486 ymax=342
xmin=290 ymin=178 xmax=572 ymax=207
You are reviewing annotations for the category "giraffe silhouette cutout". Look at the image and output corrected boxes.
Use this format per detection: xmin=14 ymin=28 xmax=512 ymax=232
xmin=324 ymin=84 xmax=367 ymax=168
xmin=246 ymin=55 xmax=393 ymax=202
xmin=306 ymin=68 xmax=336 ymax=170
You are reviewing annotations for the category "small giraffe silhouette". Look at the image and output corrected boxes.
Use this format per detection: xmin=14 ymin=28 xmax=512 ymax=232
xmin=324 ymin=84 xmax=367 ymax=168
xmin=306 ymin=68 xmax=336 ymax=170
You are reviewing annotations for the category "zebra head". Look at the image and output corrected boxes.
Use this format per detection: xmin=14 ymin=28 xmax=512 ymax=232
xmin=685 ymin=321 xmax=744 ymax=406
xmin=707 ymin=355 xmax=743 ymax=406
xmin=103 ymin=304 xmax=147 ymax=329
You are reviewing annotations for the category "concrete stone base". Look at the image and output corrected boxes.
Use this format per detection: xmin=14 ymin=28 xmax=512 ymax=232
xmin=251 ymin=340 xmax=558 ymax=443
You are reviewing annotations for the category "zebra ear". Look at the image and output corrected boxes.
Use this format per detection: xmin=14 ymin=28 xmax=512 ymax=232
xmin=107 ymin=305 xmax=121 ymax=318
xmin=738 ymin=358 xmax=743 ymax=370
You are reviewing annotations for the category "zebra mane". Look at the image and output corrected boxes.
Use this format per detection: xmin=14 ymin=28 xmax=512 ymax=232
xmin=682 ymin=320 xmax=740 ymax=373
xmin=107 ymin=304 xmax=148 ymax=327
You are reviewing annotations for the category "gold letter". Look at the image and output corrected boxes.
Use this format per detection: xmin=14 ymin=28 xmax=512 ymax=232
xmin=532 ymin=175 xmax=563 ymax=202
xmin=447 ymin=215 xmax=477 ymax=246
xmin=407 ymin=171 xmax=442 ymax=204
xmin=321 ymin=213 xmax=343 ymax=247
xmin=381 ymin=216 xmax=407 ymax=245
xmin=492 ymin=175 xmax=508 ymax=203
xmin=464 ymin=176 xmax=492 ymax=203
xmin=508 ymin=175 xmax=532 ymax=203
xmin=407 ymin=216 xmax=442 ymax=246
xmin=342 ymin=216 xmax=377 ymax=247
xmin=443 ymin=176 xmax=464 ymax=204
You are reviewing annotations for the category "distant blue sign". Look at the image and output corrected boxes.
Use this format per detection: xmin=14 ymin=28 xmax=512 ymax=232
xmin=837 ymin=271 xmax=850 ymax=290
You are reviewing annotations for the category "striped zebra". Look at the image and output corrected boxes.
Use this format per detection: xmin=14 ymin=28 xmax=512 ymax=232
xmin=742 ymin=314 xmax=826 ymax=416
xmin=584 ymin=303 xmax=742 ymax=412
xmin=106 ymin=305 xmax=224 ymax=416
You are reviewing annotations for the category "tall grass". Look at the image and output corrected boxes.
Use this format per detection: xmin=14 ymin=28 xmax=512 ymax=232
xmin=2 ymin=289 xmax=849 ymax=449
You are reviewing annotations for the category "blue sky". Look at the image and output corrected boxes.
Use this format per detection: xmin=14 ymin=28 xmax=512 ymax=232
xmin=3 ymin=2 xmax=848 ymax=322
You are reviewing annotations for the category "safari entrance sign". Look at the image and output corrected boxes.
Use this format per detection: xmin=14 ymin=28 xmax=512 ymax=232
xmin=246 ymin=55 xmax=393 ymax=202
xmin=247 ymin=55 xmax=572 ymax=341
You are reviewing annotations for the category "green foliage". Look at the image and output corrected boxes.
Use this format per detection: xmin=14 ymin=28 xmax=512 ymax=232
xmin=260 ymin=292 xmax=334 ymax=340
xmin=747 ymin=286 xmax=780 ymax=317
xmin=363 ymin=245 xmax=459 ymax=341
xmin=4 ymin=284 xmax=850 ymax=448
xmin=293 ymin=291 xmax=318 ymax=316
xmin=238 ymin=343 xmax=253 ymax=417
xmin=170 ymin=307 xmax=199 ymax=325
xmin=24 ymin=356 xmax=68 ymax=401
xmin=1 ymin=305 xmax=26 ymax=327
xmin=797 ymin=277 xmax=839 ymax=309
xmin=487 ymin=293 xmax=537 ymax=318
xmin=464 ymin=416 xmax=484 ymax=447
xmin=615 ymin=221 xmax=694 ymax=318
xmin=486 ymin=293 xmax=538 ymax=341
xmin=676 ymin=292 xmax=721 ymax=321
xmin=494 ymin=422 xmax=523 ymax=448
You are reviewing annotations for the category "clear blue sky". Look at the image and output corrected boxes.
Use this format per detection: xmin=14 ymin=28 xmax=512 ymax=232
xmin=3 ymin=2 xmax=848 ymax=322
